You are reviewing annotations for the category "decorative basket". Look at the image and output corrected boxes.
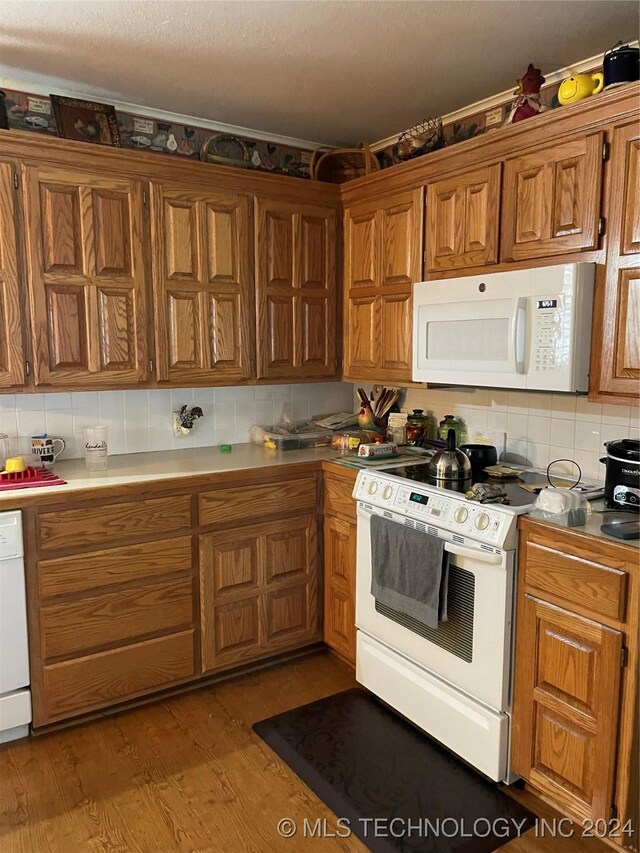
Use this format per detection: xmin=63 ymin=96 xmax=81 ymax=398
xmin=310 ymin=142 xmax=381 ymax=183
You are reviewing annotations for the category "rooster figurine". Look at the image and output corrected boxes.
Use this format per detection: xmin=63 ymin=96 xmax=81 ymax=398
xmin=504 ymin=64 xmax=547 ymax=125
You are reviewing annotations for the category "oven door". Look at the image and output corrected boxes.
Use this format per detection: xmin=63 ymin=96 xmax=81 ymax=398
xmin=355 ymin=503 xmax=515 ymax=713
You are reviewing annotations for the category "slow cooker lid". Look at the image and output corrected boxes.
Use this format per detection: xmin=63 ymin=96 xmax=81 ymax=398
xmin=606 ymin=438 xmax=640 ymax=462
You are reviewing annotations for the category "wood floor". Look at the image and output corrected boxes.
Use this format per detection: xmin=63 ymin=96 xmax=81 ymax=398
xmin=0 ymin=651 xmax=614 ymax=853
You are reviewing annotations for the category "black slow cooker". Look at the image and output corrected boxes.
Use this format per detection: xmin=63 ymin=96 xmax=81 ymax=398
xmin=601 ymin=439 xmax=640 ymax=510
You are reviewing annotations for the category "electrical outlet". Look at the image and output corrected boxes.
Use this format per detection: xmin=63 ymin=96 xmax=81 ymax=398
xmin=172 ymin=412 xmax=189 ymax=438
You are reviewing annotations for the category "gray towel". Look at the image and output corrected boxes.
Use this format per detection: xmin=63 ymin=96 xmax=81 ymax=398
xmin=370 ymin=514 xmax=449 ymax=629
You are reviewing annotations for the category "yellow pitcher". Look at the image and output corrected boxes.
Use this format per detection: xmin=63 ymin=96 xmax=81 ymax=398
xmin=558 ymin=72 xmax=604 ymax=105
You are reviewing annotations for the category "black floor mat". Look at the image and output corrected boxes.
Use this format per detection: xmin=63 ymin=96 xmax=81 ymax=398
xmin=253 ymin=688 xmax=536 ymax=853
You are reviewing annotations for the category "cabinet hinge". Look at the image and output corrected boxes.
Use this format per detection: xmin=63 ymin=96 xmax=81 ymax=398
xmin=598 ymin=217 xmax=606 ymax=236
xmin=142 ymin=190 xmax=147 ymax=206
xmin=149 ymin=358 xmax=154 ymax=374
xmin=25 ymin=360 xmax=31 ymax=377
xmin=13 ymin=171 xmax=18 ymax=190
xmin=610 ymin=803 xmax=618 ymax=820
xmin=423 ymin=249 xmax=427 ymax=265
xmin=621 ymin=645 xmax=628 ymax=667
xmin=602 ymin=141 xmax=610 ymax=162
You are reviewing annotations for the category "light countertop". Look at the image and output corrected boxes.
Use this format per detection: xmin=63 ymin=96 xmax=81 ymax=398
xmin=523 ymin=499 xmax=639 ymax=551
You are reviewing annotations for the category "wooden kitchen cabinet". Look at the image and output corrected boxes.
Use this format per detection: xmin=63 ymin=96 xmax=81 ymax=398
xmin=0 ymin=160 xmax=26 ymax=388
xmin=591 ymin=121 xmax=640 ymax=404
xmin=150 ymin=183 xmax=253 ymax=384
xmin=513 ymin=519 xmax=638 ymax=841
xmin=27 ymin=492 xmax=197 ymax=726
xmin=322 ymin=465 xmax=357 ymax=664
xmin=254 ymin=198 xmax=337 ymax=380
xmin=426 ymin=164 xmax=501 ymax=271
xmin=501 ymin=132 xmax=604 ymax=261
xmin=200 ymin=513 xmax=320 ymax=672
xmin=344 ymin=188 xmax=423 ymax=381
xmin=21 ymin=163 xmax=150 ymax=388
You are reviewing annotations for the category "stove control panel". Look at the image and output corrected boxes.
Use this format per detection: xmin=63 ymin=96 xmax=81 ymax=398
xmin=354 ymin=472 xmax=517 ymax=548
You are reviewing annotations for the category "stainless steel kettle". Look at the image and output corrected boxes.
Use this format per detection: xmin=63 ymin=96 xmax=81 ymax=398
xmin=428 ymin=429 xmax=472 ymax=481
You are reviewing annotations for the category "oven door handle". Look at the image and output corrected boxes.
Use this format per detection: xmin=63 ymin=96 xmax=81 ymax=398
xmin=444 ymin=542 xmax=502 ymax=564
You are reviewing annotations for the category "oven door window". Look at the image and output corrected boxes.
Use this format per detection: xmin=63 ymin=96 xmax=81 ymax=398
xmin=374 ymin=563 xmax=475 ymax=663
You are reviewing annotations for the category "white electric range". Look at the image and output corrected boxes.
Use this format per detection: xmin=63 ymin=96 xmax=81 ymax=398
xmin=353 ymin=461 xmax=536 ymax=783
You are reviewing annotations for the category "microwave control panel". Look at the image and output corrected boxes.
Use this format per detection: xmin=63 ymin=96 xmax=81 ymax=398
xmin=531 ymin=296 xmax=564 ymax=372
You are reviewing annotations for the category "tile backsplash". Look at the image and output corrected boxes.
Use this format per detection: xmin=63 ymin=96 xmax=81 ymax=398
xmin=396 ymin=387 xmax=639 ymax=481
xmin=0 ymin=383 xmax=354 ymax=460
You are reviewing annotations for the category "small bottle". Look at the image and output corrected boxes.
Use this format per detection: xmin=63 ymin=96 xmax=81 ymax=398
xmin=406 ymin=409 xmax=428 ymax=446
xmin=437 ymin=414 xmax=467 ymax=446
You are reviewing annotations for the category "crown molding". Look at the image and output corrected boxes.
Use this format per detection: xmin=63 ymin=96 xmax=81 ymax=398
xmin=0 ymin=74 xmax=329 ymax=151
xmin=369 ymin=42 xmax=640 ymax=152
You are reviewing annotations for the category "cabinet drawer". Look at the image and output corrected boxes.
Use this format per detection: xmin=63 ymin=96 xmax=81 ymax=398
xmin=199 ymin=478 xmax=316 ymax=526
xmin=524 ymin=540 xmax=627 ymax=621
xmin=324 ymin=476 xmax=357 ymax=522
xmin=38 ymin=496 xmax=192 ymax=553
xmin=39 ymin=630 xmax=195 ymax=724
xmin=38 ymin=535 xmax=193 ymax=598
xmin=40 ymin=577 xmax=194 ymax=659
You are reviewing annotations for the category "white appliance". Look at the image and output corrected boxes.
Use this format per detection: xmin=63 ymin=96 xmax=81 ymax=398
xmin=0 ymin=510 xmax=31 ymax=742
xmin=354 ymin=465 xmax=533 ymax=782
xmin=412 ymin=262 xmax=594 ymax=391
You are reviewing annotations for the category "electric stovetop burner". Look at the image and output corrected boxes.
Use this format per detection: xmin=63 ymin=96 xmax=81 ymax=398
xmin=377 ymin=462 xmax=552 ymax=508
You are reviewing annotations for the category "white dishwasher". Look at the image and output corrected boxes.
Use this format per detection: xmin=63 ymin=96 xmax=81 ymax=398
xmin=0 ymin=510 xmax=31 ymax=742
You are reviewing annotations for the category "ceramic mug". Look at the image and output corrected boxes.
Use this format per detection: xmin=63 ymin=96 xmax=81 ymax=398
xmin=31 ymin=435 xmax=66 ymax=465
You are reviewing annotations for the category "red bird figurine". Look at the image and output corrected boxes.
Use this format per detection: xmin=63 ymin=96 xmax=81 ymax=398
xmin=504 ymin=64 xmax=547 ymax=124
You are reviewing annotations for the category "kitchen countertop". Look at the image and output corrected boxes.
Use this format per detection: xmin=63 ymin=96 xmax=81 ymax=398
xmin=522 ymin=499 xmax=640 ymax=550
xmin=0 ymin=444 xmax=345 ymax=508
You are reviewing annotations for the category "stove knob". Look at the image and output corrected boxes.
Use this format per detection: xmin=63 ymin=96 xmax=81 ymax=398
xmin=475 ymin=512 xmax=490 ymax=531
xmin=454 ymin=506 xmax=468 ymax=524
xmin=367 ymin=480 xmax=378 ymax=495
xmin=382 ymin=484 xmax=393 ymax=500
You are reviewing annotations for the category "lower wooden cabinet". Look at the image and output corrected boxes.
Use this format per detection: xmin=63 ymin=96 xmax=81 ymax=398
xmin=322 ymin=465 xmax=358 ymax=664
xmin=324 ymin=515 xmax=356 ymax=663
xmin=199 ymin=514 xmax=320 ymax=672
xmin=513 ymin=519 xmax=638 ymax=844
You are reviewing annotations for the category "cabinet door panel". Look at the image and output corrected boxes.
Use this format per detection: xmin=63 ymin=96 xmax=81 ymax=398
xmin=381 ymin=200 xmax=418 ymax=286
xmin=591 ymin=123 xmax=640 ymax=401
xmin=152 ymin=185 xmax=252 ymax=383
xmin=502 ymin=134 xmax=602 ymax=260
xmin=512 ymin=596 xmax=622 ymax=822
xmin=380 ymin=293 xmax=412 ymax=376
xmin=263 ymin=585 xmax=307 ymax=644
xmin=426 ymin=165 xmax=500 ymax=270
xmin=23 ymin=165 xmax=149 ymax=387
xmin=347 ymin=295 xmax=378 ymax=372
xmin=256 ymin=199 xmax=336 ymax=379
xmin=348 ymin=210 xmax=377 ymax=288
xmin=0 ymin=161 xmax=26 ymax=387
xmin=323 ymin=515 xmax=356 ymax=663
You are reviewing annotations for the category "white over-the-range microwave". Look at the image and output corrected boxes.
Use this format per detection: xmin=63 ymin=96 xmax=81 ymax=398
xmin=412 ymin=262 xmax=594 ymax=392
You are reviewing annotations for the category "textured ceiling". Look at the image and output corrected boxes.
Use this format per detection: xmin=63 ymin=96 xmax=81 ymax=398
xmin=0 ymin=0 xmax=638 ymax=146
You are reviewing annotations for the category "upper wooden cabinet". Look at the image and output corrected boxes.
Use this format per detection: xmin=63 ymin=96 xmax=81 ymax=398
xmin=150 ymin=184 xmax=253 ymax=385
xmin=344 ymin=188 xmax=423 ymax=381
xmin=254 ymin=198 xmax=337 ymax=380
xmin=426 ymin=164 xmax=501 ymax=271
xmin=501 ymin=132 xmax=604 ymax=261
xmin=21 ymin=164 xmax=150 ymax=388
xmin=591 ymin=122 xmax=640 ymax=404
xmin=0 ymin=161 xmax=26 ymax=388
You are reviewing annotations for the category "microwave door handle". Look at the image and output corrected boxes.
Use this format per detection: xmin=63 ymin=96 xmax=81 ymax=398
xmin=511 ymin=297 xmax=527 ymax=374
xmin=444 ymin=542 xmax=502 ymax=564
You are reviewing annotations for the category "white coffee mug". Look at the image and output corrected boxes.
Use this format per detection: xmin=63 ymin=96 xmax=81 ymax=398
xmin=31 ymin=435 xmax=66 ymax=465
xmin=83 ymin=426 xmax=108 ymax=471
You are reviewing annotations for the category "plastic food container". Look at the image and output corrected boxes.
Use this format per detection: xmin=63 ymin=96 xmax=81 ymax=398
xmin=250 ymin=425 xmax=332 ymax=451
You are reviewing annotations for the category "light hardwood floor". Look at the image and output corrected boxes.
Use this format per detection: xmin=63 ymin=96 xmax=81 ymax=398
xmin=0 ymin=652 xmax=613 ymax=853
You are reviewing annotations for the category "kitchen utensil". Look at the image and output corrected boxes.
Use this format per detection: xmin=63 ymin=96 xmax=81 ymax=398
xmin=460 ymin=444 xmax=498 ymax=477
xmin=600 ymin=438 xmax=639 ymax=511
xmin=428 ymin=429 xmax=472 ymax=481
xmin=83 ymin=426 xmax=108 ymax=471
xmin=3 ymin=456 xmax=27 ymax=473
xmin=31 ymin=435 xmax=66 ymax=465
xmin=603 ymin=42 xmax=640 ymax=89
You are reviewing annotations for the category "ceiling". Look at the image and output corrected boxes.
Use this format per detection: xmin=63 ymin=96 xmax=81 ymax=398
xmin=1 ymin=0 xmax=638 ymax=147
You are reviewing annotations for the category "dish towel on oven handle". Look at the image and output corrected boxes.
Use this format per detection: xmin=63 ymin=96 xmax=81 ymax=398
xmin=370 ymin=514 xmax=449 ymax=629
